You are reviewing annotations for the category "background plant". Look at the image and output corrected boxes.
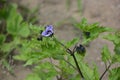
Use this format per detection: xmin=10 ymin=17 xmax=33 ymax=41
xmin=0 ymin=1 xmax=38 ymax=74
xmin=66 ymin=0 xmax=82 ymax=14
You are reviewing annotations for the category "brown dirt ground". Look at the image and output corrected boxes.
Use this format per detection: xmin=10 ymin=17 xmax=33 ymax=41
xmin=0 ymin=0 xmax=120 ymax=80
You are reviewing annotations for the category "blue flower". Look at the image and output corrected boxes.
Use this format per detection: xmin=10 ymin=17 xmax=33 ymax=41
xmin=41 ymin=25 xmax=54 ymax=37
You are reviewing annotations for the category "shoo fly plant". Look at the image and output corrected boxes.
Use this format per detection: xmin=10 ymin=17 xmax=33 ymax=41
xmin=15 ymin=19 xmax=120 ymax=80
xmin=1 ymin=3 xmax=120 ymax=80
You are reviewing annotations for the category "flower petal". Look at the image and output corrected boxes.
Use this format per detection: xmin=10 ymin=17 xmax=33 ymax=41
xmin=41 ymin=25 xmax=54 ymax=37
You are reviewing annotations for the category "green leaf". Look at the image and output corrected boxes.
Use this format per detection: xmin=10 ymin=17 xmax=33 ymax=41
xmin=66 ymin=38 xmax=79 ymax=47
xmin=104 ymin=34 xmax=120 ymax=45
xmin=109 ymin=67 xmax=120 ymax=80
xmin=83 ymin=27 xmax=112 ymax=44
xmin=7 ymin=4 xmax=22 ymax=35
xmin=101 ymin=45 xmax=111 ymax=62
xmin=59 ymin=60 xmax=76 ymax=79
xmin=74 ymin=18 xmax=87 ymax=31
xmin=25 ymin=73 xmax=41 ymax=80
xmin=34 ymin=62 xmax=57 ymax=80
xmin=0 ymin=34 xmax=5 ymax=45
xmin=6 ymin=4 xmax=30 ymax=37
xmin=74 ymin=18 xmax=112 ymax=45
xmin=24 ymin=58 xmax=39 ymax=66
xmin=13 ymin=54 xmax=29 ymax=61
xmin=52 ymin=54 xmax=64 ymax=60
xmin=79 ymin=61 xmax=94 ymax=80
xmin=93 ymin=65 xmax=99 ymax=80
xmin=68 ymin=55 xmax=95 ymax=80
xmin=18 ymin=22 xmax=30 ymax=37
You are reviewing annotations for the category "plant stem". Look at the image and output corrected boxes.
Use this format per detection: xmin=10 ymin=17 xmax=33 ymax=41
xmin=99 ymin=62 xmax=112 ymax=80
xmin=53 ymin=37 xmax=84 ymax=79
xmin=71 ymin=53 xmax=84 ymax=79
xmin=53 ymin=37 xmax=72 ymax=55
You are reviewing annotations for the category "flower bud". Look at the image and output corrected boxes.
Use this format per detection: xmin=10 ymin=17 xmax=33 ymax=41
xmin=75 ymin=44 xmax=86 ymax=56
xmin=84 ymin=31 xmax=90 ymax=38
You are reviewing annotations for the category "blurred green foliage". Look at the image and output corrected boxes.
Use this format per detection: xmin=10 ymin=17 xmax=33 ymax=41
xmin=66 ymin=0 xmax=82 ymax=14
xmin=0 ymin=2 xmax=35 ymax=73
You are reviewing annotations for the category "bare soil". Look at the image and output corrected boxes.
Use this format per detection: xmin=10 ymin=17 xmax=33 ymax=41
xmin=0 ymin=0 xmax=120 ymax=80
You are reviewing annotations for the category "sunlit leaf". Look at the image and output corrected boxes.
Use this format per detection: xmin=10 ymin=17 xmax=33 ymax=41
xmin=34 ymin=62 xmax=57 ymax=80
xmin=18 ymin=22 xmax=30 ymax=37
xmin=66 ymin=38 xmax=79 ymax=48
xmin=6 ymin=4 xmax=30 ymax=37
xmin=74 ymin=18 xmax=112 ymax=45
xmin=104 ymin=33 xmax=120 ymax=45
xmin=25 ymin=73 xmax=41 ymax=80
xmin=93 ymin=64 xmax=99 ymax=80
xmin=79 ymin=61 xmax=94 ymax=80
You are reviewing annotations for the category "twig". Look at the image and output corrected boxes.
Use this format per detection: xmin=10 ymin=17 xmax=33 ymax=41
xmin=53 ymin=37 xmax=72 ymax=55
xmin=99 ymin=62 xmax=112 ymax=80
xmin=71 ymin=54 xmax=84 ymax=79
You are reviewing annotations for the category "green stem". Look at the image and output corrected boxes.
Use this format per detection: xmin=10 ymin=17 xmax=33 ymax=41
xmin=53 ymin=37 xmax=84 ymax=79
xmin=71 ymin=53 xmax=84 ymax=78
xmin=99 ymin=62 xmax=112 ymax=80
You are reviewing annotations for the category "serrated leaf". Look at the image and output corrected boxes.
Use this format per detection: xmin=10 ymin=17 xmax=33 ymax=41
xmin=103 ymin=34 xmax=120 ymax=45
xmin=74 ymin=18 xmax=87 ymax=31
xmin=24 ymin=58 xmax=39 ymax=66
xmin=66 ymin=38 xmax=79 ymax=47
xmin=68 ymin=55 xmax=95 ymax=80
xmin=79 ymin=61 xmax=94 ymax=80
xmin=13 ymin=54 xmax=29 ymax=61
xmin=18 ymin=22 xmax=30 ymax=37
xmin=59 ymin=60 xmax=76 ymax=79
xmin=25 ymin=73 xmax=41 ymax=80
xmin=101 ymin=45 xmax=111 ymax=62
xmin=75 ymin=18 xmax=112 ymax=45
